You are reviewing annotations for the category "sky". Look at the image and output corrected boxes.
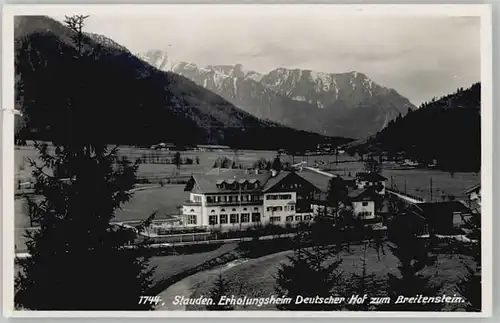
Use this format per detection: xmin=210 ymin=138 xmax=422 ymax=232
xmin=53 ymin=8 xmax=481 ymax=106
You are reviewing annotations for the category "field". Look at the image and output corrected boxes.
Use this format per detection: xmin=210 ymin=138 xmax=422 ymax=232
xmin=13 ymin=144 xmax=480 ymax=252
xmin=14 ymin=184 xmax=187 ymax=252
xmin=313 ymin=157 xmax=479 ymax=201
xmin=14 ymin=144 xmax=283 ymax=183
xmin=166 ymin=244 xmax=476 ymax=311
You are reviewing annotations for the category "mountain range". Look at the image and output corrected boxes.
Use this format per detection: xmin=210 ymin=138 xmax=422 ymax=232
xmin=14 ymin=16 xmax=350 ymax=151
xmin=138 ymin=50 xmax=416 ymax=138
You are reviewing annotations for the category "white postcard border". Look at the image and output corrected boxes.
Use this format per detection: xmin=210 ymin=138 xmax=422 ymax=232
xmin=1 ymin=3 xmax=493 ymax=318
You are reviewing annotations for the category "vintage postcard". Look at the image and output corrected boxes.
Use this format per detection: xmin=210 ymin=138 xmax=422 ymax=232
xmin=2 ymin=4 xmax=492 ymax=318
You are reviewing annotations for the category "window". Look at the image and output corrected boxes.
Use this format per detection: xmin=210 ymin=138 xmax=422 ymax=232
xmin=209 ymin=215 xmax=218 ymax=225
xmin=304 ymin=215 xmax=312 ymax=221
xmin=362 ymin=201 xmax=369 ymax=206
xmin=266 ymin=206 xmax=282 ymax=212
xmin=254 ymin=207 xmax=259 ymax=211
xmin=241 ymin=213 xmax=250 ymax=223
xmin=189 ymin=209 xmax=195 ymax=213
xmin=266 ymin=194 xmax=278 ymax=200
xmin=270 ymin=216 xmax=281 ymax=223
xmin=280 ymin=194 xmax=292 ymax=200
xmin=286 ymin=216 xmax=293 ymax=222
xmin=193 ymin=195 xmax=202 ymax=202
xmin=251 ymin=213 xmax=261 ymax=222
xmin=187 ymin=214 xmax=197 ymax=225
xmin=291 ymin=205 xmax=295 ymax=211
xmin=220 ymin=214 xmax=228 ymax=224
xmin=295 ymin=215 xmax=302 ymax=222
xmin=230 ymin=214 xmax=239 ymax=224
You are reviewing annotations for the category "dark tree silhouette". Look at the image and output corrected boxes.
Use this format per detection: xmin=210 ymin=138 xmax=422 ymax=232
xmin=362 ymin=83 xmax=481 ymax=172
xmin=14 ymin=15 xmax=155 ymax=310
xmin=173 ymin=152 xmax=181 ymax=169
xmin=364 ymin=158 xmax=381 ymax=174
xmin=275 ymin=218 xmax=342 ymax=310
xmin=345 ymin=242 xmax=378 ymax=311
xmin=380 ymin=236 xmax=442 ymax=311
xmin=206 ymin=272 xmax=234 ymax=311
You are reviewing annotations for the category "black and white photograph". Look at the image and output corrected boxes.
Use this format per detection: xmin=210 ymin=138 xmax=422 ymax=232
xmin=2 ymin=4 xmax=492 ymax=317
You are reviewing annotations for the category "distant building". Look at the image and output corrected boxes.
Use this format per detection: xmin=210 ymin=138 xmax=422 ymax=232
xmin=348 ymin=189 xmax=379 ymax=220
xmin=408 ymin=201 xmax=471 ymax=235
xmin=150 ymin=142 xmax=177 ymax=150
xmin=464 ymin=183 xmax=481 ymax=215
xmin=195 ymin=144 xmax=231 ymax=152
xmin=465 ymin=183 xmax=481 ymax=204
xmin=295 ymin=169 xmax=382 ymax=220
xmin=355 ymin=172 xmax=387 ymax=194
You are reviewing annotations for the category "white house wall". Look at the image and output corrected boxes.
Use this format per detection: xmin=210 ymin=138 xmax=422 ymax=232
xmin=352 ymin=200 xmax=376 ymax=219
xmin=263 ymin=192 xmax=297 ymax=225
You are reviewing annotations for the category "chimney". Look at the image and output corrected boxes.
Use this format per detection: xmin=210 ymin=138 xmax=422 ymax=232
xmin=255 ymin=169 xmax=259 ymax=175
xmin=271 ymin=169 xmax=278 ymax=177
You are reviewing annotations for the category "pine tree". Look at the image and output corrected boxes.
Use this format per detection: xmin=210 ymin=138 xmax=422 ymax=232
xmin=173 ymin=152 xmax=182 ymax=169
xmin=345 ymin=242 xmax=378 ymax=311
xmin=381 ymin=237 xmax=443 ymax=311
xmin=206 ymin=272 xmax=234 ymax=310
xmin=14 ymin=15 xmax=155 ymax=310
xmin=275 ymin=217 xmax=342 ymax=310
xmin=271 ymin=155 xmax=282 ymax=171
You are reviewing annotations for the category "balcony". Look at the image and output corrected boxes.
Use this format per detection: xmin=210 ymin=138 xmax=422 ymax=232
xmin=184 ymin=200 xmax=202 ymax=206
xmin=206 ymin=200 xmax=263 ymax=207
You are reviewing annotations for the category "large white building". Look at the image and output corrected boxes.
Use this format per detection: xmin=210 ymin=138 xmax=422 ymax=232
xmin=182 ymin=168 xmax=386 ymax=230
xmin=182 ymin=169 xmax=315 ymax=230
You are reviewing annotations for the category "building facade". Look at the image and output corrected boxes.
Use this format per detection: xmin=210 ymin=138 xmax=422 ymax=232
xmin=182 ymin=170 xmax=316 ymax=230
xmin=182 ymin=168 xmax=386 ymax=230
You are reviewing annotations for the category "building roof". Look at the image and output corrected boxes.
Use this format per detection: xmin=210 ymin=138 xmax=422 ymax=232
xmin=184 ymin=169 xmax=292 ymax=194
xmin=261 ymin=171 xmax=292 ymax=192
xmin=464 ymin=183 xmax=481 ymax=195
xmin=347 ymin=188 xmax=379 ymax=202
xmin=295 ymin=169 xmax=333 ymax=192
xmin=356 ymin=172 xmax=387 ymax=182
xmin=411 ymin=201 xmax=471 ymax=219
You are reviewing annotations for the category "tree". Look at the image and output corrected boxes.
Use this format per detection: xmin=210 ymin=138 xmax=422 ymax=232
xmin=380 ymin=237 xmax=442 ymax=311
xmin=173 ymin=151 xmax=181 ymax=169
xmin=364 ymin=158 xmax=381 ymax=174
xmin=14 ymin=15 xmax=155 ymax=310
xmin=206 ymin=272 xmax=234 ymax=310
xmin=275 ymin=217 xmax=343 ymax=310
xmin=271 ymin=155 xmax=282 ymax=171
xmin=326 ymin=177 xmax=348 ymax=218
xmin=345 ymin=242 xmax=378 ymax=311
